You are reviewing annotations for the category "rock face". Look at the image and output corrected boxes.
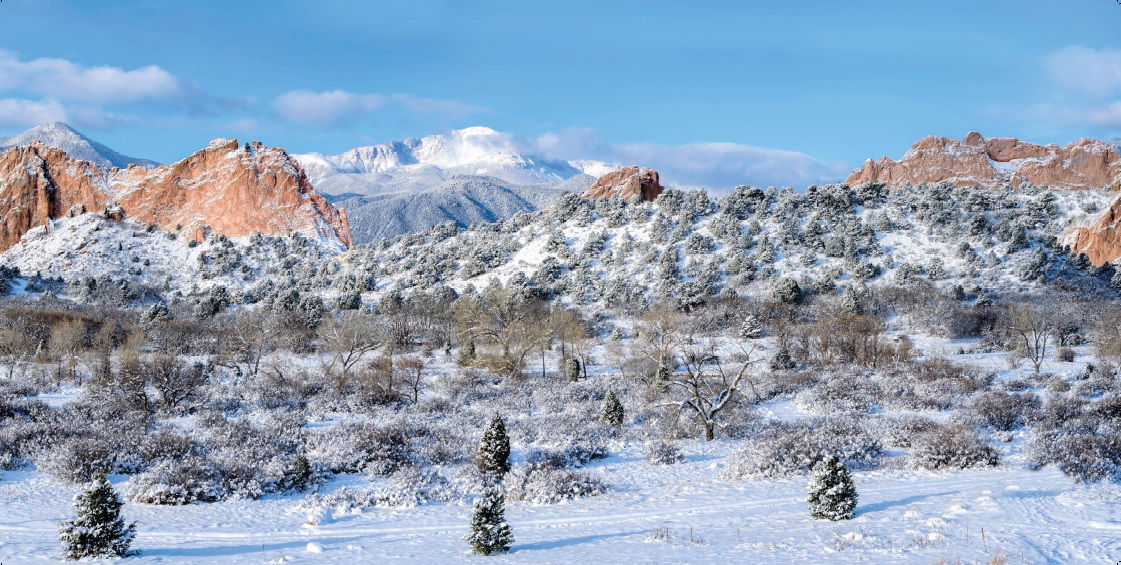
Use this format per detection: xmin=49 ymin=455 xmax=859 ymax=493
xmin=0 ymin=139 xmax=351 ymax=252
xmin=1064 ymin=200 xmax=1121 ymax=266
xmin=580 ymin=166 xmax=664 ymax=201
xmin=846 ymin=132 xmax=1121 ymax=191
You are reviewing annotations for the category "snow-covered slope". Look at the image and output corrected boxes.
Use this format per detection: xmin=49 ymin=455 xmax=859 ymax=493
xmin=331 ymin=174 xmax=592 ymax=243
xmin=0 ymin=122 xmax=158 ymax=169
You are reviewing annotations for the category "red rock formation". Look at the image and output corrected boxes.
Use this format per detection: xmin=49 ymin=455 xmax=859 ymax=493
xmin=1064 ymin=198 xmax=1121 ymax=265
xmin=0 ymin=139 xmax=351 ymax=252
xmin=846 ymin=132 xmax=1121 ymax=191
xmin=581 ymin=166 xmax=664 ymax=201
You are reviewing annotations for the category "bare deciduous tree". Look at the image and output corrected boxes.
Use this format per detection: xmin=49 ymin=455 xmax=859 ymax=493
xmin=318 ymin=312 xmax=385 ymax=393
xmin=659 ymin=338 xmax=762 ymax=441
xmin=1007 ymin=304 xmax=1052 ymax=374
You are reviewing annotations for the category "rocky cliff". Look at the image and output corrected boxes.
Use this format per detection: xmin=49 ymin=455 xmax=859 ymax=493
xmin=580 ymin=166 xmax=664 ymax=201
xmin=0 ymin=139 xmax=351 ymax=252
xmin=846 ymin=132 xmax=1121 ymax=191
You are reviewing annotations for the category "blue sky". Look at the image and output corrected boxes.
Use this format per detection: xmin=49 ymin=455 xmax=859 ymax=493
xmin=1 ymin=0 xmax=1120 ymax=188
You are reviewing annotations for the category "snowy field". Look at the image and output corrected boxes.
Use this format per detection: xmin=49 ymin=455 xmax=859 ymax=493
xmin=2 ymin=338 xmax=1119 ymax=564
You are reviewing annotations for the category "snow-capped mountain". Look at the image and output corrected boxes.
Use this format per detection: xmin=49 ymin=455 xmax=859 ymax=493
xmin=0 ymin=122 xmax=158 ymax=169
xmin=294 ymin=126 xmax=609 ymax=195
xmin=295 ymin=127 xmax=608 ymax=243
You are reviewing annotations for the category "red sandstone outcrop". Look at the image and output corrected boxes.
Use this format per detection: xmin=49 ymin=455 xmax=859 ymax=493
xmin=0 ymin=139 xmax=351 ymax=252
xmin=581 ymin=166 xmax=664 ymax=201
xmin=846 ymin=132 xmax=1121 ymax=191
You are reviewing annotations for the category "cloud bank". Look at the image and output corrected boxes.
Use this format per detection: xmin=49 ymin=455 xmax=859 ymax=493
xmin=525 ymin=127 xmax=845 ymax=190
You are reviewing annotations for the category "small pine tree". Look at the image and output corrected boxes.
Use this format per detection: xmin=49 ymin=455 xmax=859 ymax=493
xmin=601 ymin=390 xmax=624 ymax=426
xmin=477 ymin=414 xmax=511 ymax=476
xmin=654 ymin=365 xmax=671 ymax=393
xmin=465 ymin=487 xmax=513 ymax=555
xmin=840 ymin=286 xmax=864 ymax=315
xmin=459 ymin=341 xmax=477 ymax=366
xmin=287 ymin=454 xmax=313 ymax=492
xmin=770 ymin=346 xmax=795 ymax=370
xmin=58 ymin=471 xmax=137 ymax=560
xmin=806 ymin=456 xmax=858 ymax=521
xmin=564 ymin=357 xmax=581 ymax=382
xmin=738 ymin=315 xmax=764 ymax=339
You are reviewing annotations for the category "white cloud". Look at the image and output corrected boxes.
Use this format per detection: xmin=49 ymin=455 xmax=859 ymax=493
xmin=522 ymin=127 xmax=844 ymax=190
xmin=1043 ymin=46 xmax=1121 ymax=98
xmin=272 ymin=89 xmax=485 ymax=127
xmin=1000 ymin=46 xmax=1121 ymax=133
xmin=0 ymin=50 xmax=188 ymax=103
xmin=0 ymin=98 xmax=68 ymax=129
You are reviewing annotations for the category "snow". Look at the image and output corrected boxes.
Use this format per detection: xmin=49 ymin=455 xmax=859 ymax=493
xmin=291 ymin=126 xmax=608 ymax=197
xmin=1 ymin=339 xmax=1118 ymax=563
xmin=1 ymin=458 xmax=1115 ymax=562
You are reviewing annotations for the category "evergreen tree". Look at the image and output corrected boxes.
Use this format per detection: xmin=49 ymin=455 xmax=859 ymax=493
xmin=465 ymin=487 xmax=513 ymax=555
xmin=459 ymin=341 xmax=477 ymax=366
xmin=564 ymin=357 xmax=581 ymax=382
xmin=738 ymin=315 xmax=764 ymax=339
xmin=58 ymin=471 xmax=137 ymax=560
xmin=477 ymin=414 xmax=511 ymax=476
xmin=840 ymin=286 xmax=864 ymax=315
xmin=654 ymin=365 xmax=671 ymax=393
xmin=806 ymin=456 xmax=858 ymax=521
xmin=600 ymin=390 xmax=624 ymax=426
xmin=770 ymin=346 xmax=795 ymax=370
xmin=287 ymin=454 xmax=313 ymax=491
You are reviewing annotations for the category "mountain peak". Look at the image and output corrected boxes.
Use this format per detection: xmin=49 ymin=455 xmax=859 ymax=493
xmin=0 ymin=122 xmax=158 ymax=169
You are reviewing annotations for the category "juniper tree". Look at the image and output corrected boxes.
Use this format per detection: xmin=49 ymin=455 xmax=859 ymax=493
xmin=465 ymin=487 xmax=513 ymax=555
xmin=58 ymin=471 xmax=137 ymax=560
xmin=770 ymin=346 xmax=795 ymax=370
xmin=738 ymin=315 xmax=764 ymax=339
xmin=477 ymin=414 xmax=511 ymax=476
xmin=565 ymin=357 xmax=581 ymax=382
xmin=807 ymin=455 xmax=858 ymax=521
xmin=601 ymin=390 xmax=624 ymax=426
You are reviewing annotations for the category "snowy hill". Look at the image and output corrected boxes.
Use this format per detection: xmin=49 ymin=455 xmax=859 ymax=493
xmin=351 ymin=183 xmax=1118 ymax=309
xmin=0 ymin=122 xmax=158 ymax=169
xmin=330 ymin=174 xmax=593 ymax=243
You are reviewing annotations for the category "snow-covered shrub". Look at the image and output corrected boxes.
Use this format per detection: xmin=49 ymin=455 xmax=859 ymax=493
xmin=524 ymin=439 xmax=609 ymax=470
xmin=643 ymin=440 xmax=684 ymax=465
xmin=307 ymin=421 xmax=413 ymax=475
xmin=1026 ymin=394 xmax=1121 ymax=482
xmin=870 ymin=415 xmax=940 ymax=448
xmin=958 ymin=391 xmax=1041 ymax=431
xmin=794 ymin=375 xmax=880 ymax=415
xmin=32 ymin=436 xmax=115 ymax=484
xmin=721 ymin=418 xmax=883 ymax=479
xmin=125 ymin=456 xmax=226 ymax=505
xmin=907 ymin=425 xmax=1000 ymax=470
xmin=504 ymin=464 xmax=609 ymax=504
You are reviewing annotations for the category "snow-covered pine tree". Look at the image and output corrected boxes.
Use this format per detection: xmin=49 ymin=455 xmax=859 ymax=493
xmin=477 ymin=414 xmax=511 ymax=476
xmin=58 ymin=471 xmax=137 ymax=560
xmin=601 ymin=390 xmax=624 ymax=426
xmin=806 ymin=455 xmax=858 ymax=521
xmin=770 ymin=346 xmax=795 ymax=370
xmin=738 ymin=315 xmax=764 ymax=339
xmin=465 ymin=487 xmax=513 ymax=555
xmin=565 ymin=357 xmax=581 ymax=382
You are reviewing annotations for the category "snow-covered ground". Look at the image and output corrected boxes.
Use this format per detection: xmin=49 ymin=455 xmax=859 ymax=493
xmin=1 ymin=452 xmax=1115 ymax=563
xmin=2 ymin=338 xmax=1118 ymax=564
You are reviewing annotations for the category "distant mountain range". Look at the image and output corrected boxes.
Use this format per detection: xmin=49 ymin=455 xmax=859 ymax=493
xmin=291 ymin=127 xmax=608 ymax=242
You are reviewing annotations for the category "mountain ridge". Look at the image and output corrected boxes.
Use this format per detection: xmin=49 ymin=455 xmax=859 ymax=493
xmin=0 ymin=122 xmax=159 ymax=170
